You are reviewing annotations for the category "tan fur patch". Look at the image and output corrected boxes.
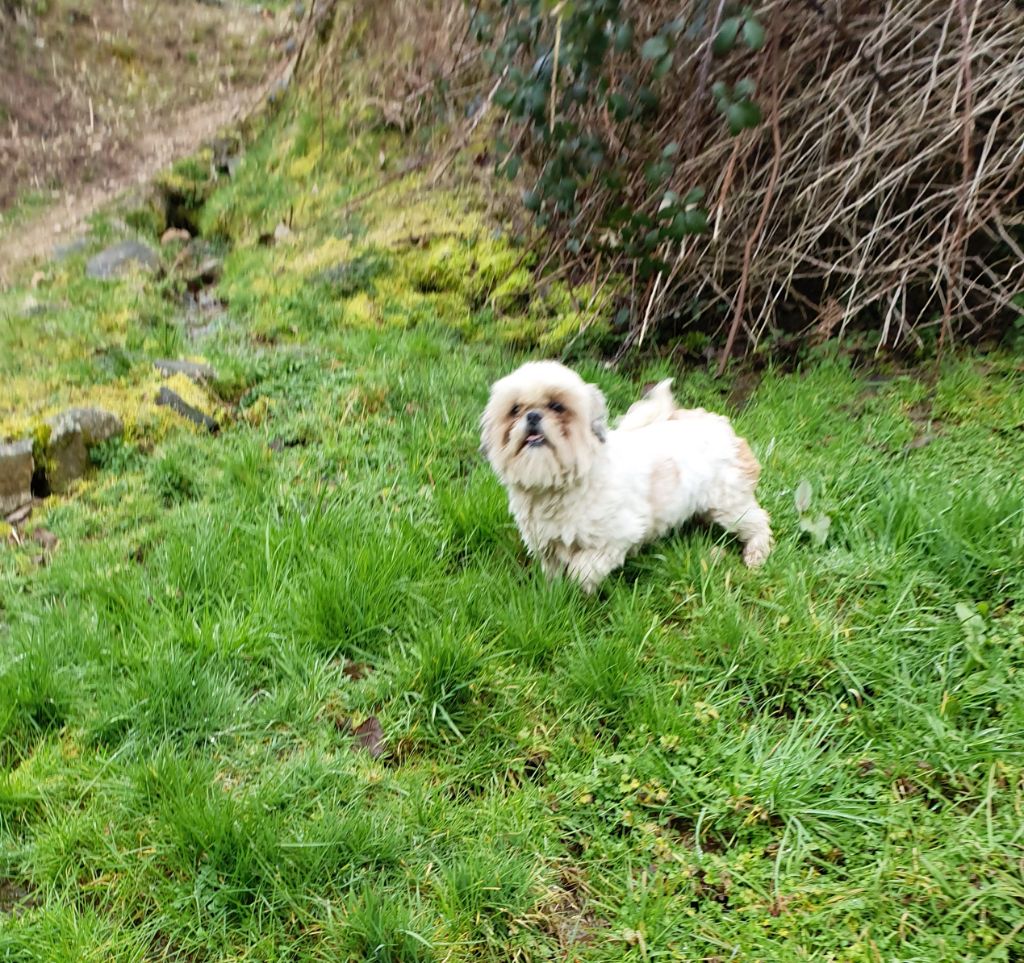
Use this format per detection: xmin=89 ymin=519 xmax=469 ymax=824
xmin=649 ymin=459 xmax=680 ymax=513
xmin=736 ymin=438 xmax=761 ymax=484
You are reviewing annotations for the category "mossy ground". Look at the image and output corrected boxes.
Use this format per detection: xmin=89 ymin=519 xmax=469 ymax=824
xmin=1 ymin=100 xmax=1023 ymax=962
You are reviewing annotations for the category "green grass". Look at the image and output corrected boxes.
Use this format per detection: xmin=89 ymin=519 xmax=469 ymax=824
xmin=1 ymin=103 xmax=1024 ymax=961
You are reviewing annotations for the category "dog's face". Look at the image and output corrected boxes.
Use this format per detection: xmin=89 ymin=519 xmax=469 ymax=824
xmin=481 ymin=361 xmax=608 ymax=490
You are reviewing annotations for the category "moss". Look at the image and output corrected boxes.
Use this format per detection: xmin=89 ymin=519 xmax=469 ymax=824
xmin=31 ymin=422 xmax=53 ymax=475
xmin=342 ymin=292 xmax=383 ymax=329
xmin=490 ymin=268 xmax=533 ymax=313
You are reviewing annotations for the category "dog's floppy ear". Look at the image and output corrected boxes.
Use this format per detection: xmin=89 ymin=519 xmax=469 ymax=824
xmin=478 ymin=406 xmax=492 ymax=458
xmin=588 ymin=383 xmax=608 ymax=443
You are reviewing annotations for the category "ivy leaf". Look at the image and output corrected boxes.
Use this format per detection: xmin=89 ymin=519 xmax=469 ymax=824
xmin=712 ymin=16 xmax=741 ymax=56
xmin=662 ymin=141 xmax=680 ymax=158
xmin=735 ymin=77 xmax=756 ymax=99
xmin=794 ymin=479 xmax=813 ymax=513
xmin=614 ymin=21 xmax=634 ymax=53
xmin=682 ymin=208 xmax=708 ymax=233
xmin=668 ymin=209 xmax=708 ymax=238
xmin=608 ymin=92 xmax=632 ymax=120
xmin=500 ymin=153 xmax=521 ymax=179
xmin=522 ymin=189 xmax=541 ymax=212
xmin=659 ymin=190 xmax=680 ymax=211
xmin=742 ymin=17 xmax=766 ymax=51
xmin=644 ymin=158 xmax=672 ymax=184
xmin=652 ymin=52 xmax=674 ymax=79
xmin=637 ymin=87 xmax=659 ymax=112
xmin=726 ymin=99 xmax=761 ymax=134
xmin=641 ymin=35 xmax=670 ymax=60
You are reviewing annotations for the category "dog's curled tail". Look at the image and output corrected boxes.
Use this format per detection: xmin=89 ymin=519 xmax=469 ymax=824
xmin=617 ymin=378 xmax=678 ymax=431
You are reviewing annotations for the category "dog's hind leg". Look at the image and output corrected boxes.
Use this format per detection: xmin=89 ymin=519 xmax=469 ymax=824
xmin=709 ymin=497 xmax=773 ymax=568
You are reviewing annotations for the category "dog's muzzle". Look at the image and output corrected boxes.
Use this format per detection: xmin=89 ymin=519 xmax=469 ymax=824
xmin=521 ymin=410 xmax=546 ymax=449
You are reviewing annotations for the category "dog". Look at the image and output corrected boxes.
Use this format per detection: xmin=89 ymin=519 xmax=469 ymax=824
xmin=480 ymin=361 xmax=772 ymax=592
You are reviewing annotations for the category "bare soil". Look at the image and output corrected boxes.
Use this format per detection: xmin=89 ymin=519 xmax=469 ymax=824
xmin=0 ymin=0 xmax=297 ymax=282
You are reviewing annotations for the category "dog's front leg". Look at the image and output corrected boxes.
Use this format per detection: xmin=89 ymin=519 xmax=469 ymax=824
xmin=538 ymin=553 xmax=564 ymax=581
xmin=566 ymin=548 xmax=623 ymax=593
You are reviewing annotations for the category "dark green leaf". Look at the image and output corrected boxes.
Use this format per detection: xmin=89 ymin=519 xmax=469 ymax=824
xmin=637 ymin=87 xmax=659 ymax=112
xmin=640 ymin=35 xmax=669 ymax=60
xmin=726 ymin=98 xmax=761 ymax=134
xmin=613 ymin=21 xmax=634 ymax=52
xmin=608 ymin=92 xmax=632 ymax=120
xmin=682 ymin=208 xmax=709 ymax=233
xmin=742 ymin=17 xmax=766 ymax=51
xmin=712 ymin=17 xmax=741 ymax=56
xmin=652 ymin=52 xmax=674 ymax=79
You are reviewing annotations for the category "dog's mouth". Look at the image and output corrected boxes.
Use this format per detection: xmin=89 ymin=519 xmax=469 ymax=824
xmin=519 ymin=431 xmax=547 ymax=451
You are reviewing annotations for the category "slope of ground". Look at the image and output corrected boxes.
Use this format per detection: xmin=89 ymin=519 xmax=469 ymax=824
xmin=0 ymin=99 xmax=1022 ymax=961
xmin=0 ymin=0 xmax=296 ymax=282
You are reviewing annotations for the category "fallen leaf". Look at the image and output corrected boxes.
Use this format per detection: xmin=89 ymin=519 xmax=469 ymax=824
xmin=352 ymin=716 xmax=385 ymax=758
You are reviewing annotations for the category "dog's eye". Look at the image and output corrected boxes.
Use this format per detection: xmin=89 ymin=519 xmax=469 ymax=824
xmin=510 ymin=404 xmax=521 ymax=417
xmin=548 ymin=400 xmax=565 ymax=413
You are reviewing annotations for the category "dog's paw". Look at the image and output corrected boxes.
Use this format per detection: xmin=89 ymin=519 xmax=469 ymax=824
xmin=742 ymin=542 xmax=771 ymax=568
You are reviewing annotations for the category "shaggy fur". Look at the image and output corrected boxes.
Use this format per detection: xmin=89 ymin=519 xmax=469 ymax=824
xmin=481 ymin=361 xmax=772 ymax=592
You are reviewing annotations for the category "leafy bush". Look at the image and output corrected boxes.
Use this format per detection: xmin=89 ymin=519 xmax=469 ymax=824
xmin=473 ymin=1 xmax=763 ymax=287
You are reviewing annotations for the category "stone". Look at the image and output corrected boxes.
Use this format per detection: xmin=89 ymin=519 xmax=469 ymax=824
xmin=154 ymin=359 xmax=215 ymax=384
xmin=155 ymin=387 xmax=219 ymax=434
xmin=45 ymin=421 xmax=89 ymax=495
xmin=85 ymin=240 xmax=160 ymax=280
xmin=53 ymin=237 xmax=89 ymax=261
xmin=48 ymin=407 xmax=123 ymax=447
xmin=0 ymin=439 xmax=34 ymax=517
xmin=43 ymin=408 xmax=124 ymax=494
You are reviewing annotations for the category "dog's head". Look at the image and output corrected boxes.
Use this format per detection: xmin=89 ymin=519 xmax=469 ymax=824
xmin=481 ymin=361 xmax=608 ymax=491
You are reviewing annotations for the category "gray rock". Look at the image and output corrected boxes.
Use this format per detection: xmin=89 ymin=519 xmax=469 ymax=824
xmin=85 ymin=240 xmax=160 ymax=280
xmin=155 ymin=387 xmax=219 ymax=434
xmin=46 ymin=423 xmax=89 ymax=495
xmin=48 ymin=407 xmax=123 ymax=447
xmin=0 ymin=439 xmax=34 ymax=517
xmin=53 ymin=237 xmax=90 ymax=261
xmin=43 ymin=408 xmax=124 ymax=493
xmin=154 ymin=359 xmax=215 ymax=384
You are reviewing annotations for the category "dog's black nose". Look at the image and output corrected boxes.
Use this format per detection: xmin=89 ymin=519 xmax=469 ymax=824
xmin=526 ymin=410 xmax=542 ymax=427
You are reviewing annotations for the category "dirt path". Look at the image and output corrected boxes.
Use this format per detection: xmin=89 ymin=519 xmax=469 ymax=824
xmin=0 ymin=0 xmax=301 ymax=286
xmin=0 ymin=78 xmax=279 ymax=284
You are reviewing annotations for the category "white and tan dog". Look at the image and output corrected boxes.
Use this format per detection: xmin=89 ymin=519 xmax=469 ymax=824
xmin=481 ymin=361 xmax=772 ymax=591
